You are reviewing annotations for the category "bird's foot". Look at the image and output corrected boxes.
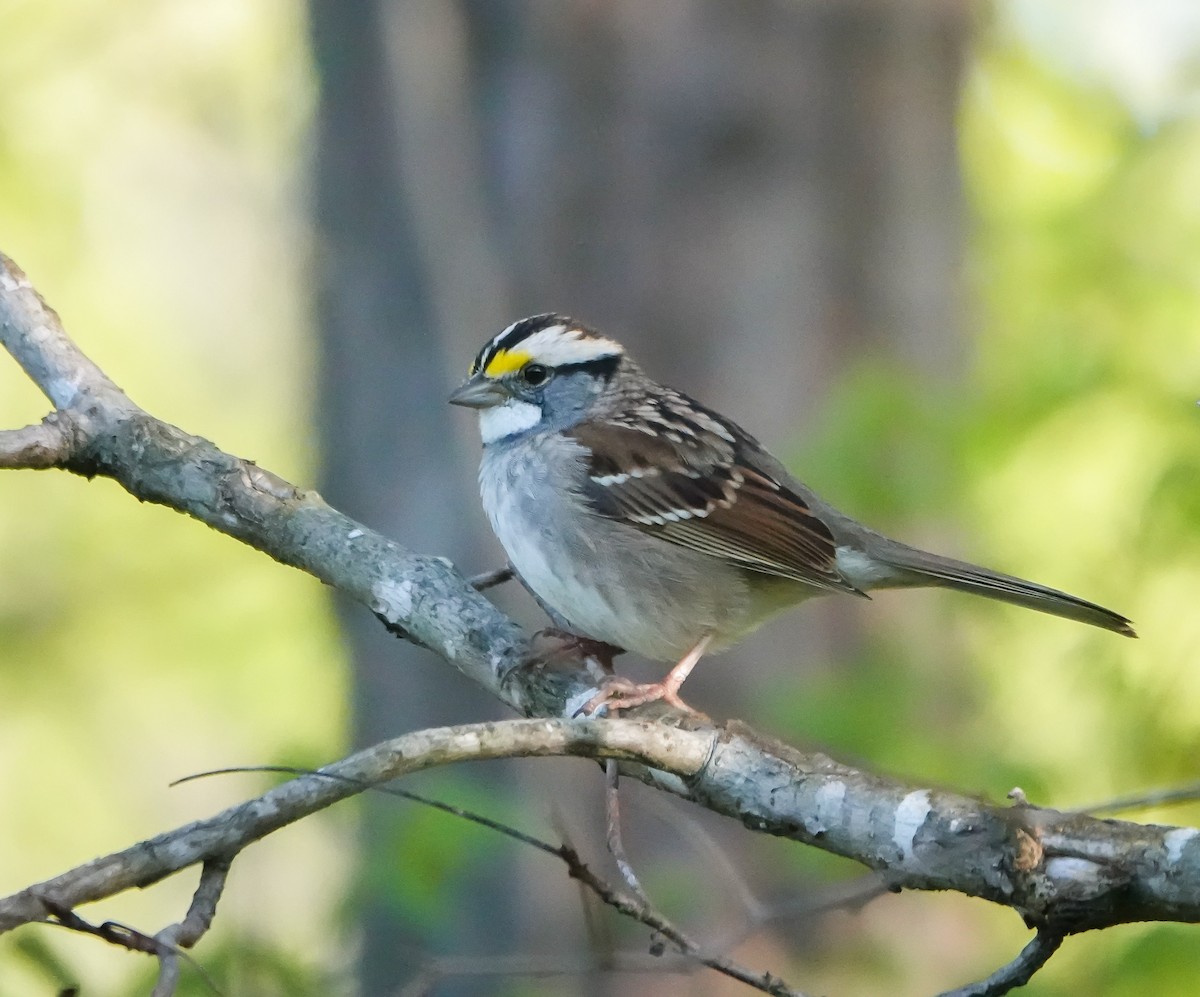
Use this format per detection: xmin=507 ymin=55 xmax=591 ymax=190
xmin=577 ymin=633 xmax=714 ymax=718
xmin=577 ymin=675 xmax=706 ymax=718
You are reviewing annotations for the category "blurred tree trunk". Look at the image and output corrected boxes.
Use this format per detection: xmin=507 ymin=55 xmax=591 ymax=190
xmin=309 ymin=0 xmax=966 ymax=993
xmin=308 ymin=5 xmax=516 ymax=996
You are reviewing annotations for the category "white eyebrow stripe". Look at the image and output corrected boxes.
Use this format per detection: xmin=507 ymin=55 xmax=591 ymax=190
xmin=524 ymin=327 xmax=622 ymax=366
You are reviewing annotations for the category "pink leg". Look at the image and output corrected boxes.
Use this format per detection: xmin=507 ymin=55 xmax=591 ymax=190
xmin=582 ymin=634 xmax=714 ymax=716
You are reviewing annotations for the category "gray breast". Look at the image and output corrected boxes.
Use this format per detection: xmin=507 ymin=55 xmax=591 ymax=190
xmin=478 ymin=432 xmax=755 ymax=660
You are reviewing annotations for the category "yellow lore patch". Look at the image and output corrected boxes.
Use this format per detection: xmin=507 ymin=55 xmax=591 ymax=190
xmin=483 ymin=348 xmax=532 ymax=378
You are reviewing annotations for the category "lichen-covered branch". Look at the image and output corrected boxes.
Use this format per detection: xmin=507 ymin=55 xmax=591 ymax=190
xmin=0 ymin=253 xmax=538 ymax=712
xmin=4 ymin=251 xmax=1200 ymax=995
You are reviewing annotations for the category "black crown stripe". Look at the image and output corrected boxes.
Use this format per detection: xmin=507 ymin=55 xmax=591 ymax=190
xmin=556 ymin=354 xmax=621 ymax=380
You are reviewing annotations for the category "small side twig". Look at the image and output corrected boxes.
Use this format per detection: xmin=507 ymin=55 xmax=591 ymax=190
xmin=152 ymin=857 xmax=231 ymax=997
xmin=558 ymin=842 xmax=809 ymax=997
xmin=0 ymin=416 xmax=72 ymax=469
xmin=605 ymin=759 xmax=652 ymax=905
xmin=1080 ymin=781 xmax=1200 ymax=816
xmin=596 ymin=758 xmax=806 ymax=995
xmin=469 ymin=565 xmax=515 ymax=591
xmin=208 ymin=763 xmax=810 ymax=997
xmin=40 ymin=898 xmax=217 ymax=996
xmin=0 ymin=720 xmax=714 ymax=938
xmin=42 ymin=900 xmax=161 ymax=956
xmin=938 ymin=931 xmax=1064 ymax=997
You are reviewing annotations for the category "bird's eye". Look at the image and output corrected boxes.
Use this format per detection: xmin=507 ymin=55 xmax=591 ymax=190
xmin=521 ymin=363 xmax=550 ymax=386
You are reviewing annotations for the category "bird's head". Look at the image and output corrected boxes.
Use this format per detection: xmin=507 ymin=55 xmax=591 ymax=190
xmin=450 ymin=314 xmax=627 ymax=443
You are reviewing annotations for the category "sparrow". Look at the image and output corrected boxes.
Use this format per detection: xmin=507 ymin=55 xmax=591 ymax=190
xmin=450 ymin=314 xmax=1135 ymax=713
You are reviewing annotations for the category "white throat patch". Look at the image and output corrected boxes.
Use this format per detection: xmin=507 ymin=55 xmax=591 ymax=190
xmin=478 ymin=398 xmax=541 ymax=444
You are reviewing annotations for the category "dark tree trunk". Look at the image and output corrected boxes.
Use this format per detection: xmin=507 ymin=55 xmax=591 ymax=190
xmin=308 ymin=5 xmax=517 ymax=995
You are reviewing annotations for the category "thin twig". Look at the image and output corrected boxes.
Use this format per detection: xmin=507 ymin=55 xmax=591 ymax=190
xmin=558 ymin=843 xmax=810 ymax=997
xmin=199 ymin=764 xmax=810 ymax=997
xmin=938 ymin=932 xmax=1064 ymax=997
xmin=1080 ymin=782 xmax=1200 ymax=816
xmin=551 ymin=809 xmax=621 ymax=973
xmin=605 ymin=759 xmax=652 ymax=905
xmin=0 ymin=254 xmax=123 ymax=406
xmin=0 ymin=719 xmax=713 ymax=936
xmin=183 ymin=765 xmax=564 ymax=858
xmin=43 ymin=900 xmax=162 ymax=955
xmin=40 ymin=900 xmax=216 ymax=996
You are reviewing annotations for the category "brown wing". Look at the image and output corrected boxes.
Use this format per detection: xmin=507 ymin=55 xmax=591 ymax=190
xmin=570 ymin=404 xmax=859 ymax=594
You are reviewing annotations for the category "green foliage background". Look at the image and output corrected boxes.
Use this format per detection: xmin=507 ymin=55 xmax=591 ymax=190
xmin=0 ymin=2 xmax=1198 ymax=995
xmin=0 ymin=2 xmax=349 ymax=994
xmin=762 ymin=15 xmax=1200 ymax=994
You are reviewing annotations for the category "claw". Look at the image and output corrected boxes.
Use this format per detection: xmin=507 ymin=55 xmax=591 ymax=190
xmin=578 ymin=676 xmax=707 ymax=717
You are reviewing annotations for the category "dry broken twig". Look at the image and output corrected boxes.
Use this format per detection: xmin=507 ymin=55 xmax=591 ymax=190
xmin=3 ymin=251 xmax=1200 ymax=994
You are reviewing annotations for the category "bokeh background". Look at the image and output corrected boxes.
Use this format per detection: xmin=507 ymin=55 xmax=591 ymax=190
xmin=2 ymin=1 xmax=1199 ymax=995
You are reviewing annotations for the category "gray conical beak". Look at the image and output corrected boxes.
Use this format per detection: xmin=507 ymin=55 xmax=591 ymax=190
xmin=448 ymin=375 xmax=508 ymax=409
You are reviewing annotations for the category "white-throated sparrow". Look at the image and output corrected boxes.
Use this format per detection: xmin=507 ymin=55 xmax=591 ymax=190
xmin=450 ymin=315 xmax=1135 ymax=713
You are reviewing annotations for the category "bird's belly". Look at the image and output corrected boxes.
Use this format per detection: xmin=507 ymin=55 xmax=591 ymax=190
xmin=480 ymin=445 xmax=754 ymax=661
xmin=504 ymin=518 xmax=727 ymax=660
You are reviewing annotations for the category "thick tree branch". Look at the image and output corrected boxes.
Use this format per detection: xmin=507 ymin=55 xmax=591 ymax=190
xmin=0 ymin=253 xmax=538 ymax=713
xmin=4 ymin=251 xmax=1200 ymax=993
